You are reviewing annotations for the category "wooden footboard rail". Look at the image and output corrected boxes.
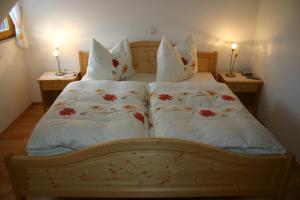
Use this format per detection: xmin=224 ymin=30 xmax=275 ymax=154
xmin=5 ymin=138 xmax=294 ymax=200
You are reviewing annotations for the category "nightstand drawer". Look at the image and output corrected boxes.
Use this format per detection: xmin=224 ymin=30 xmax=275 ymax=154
xmin=41 ymin=81 xmax=71 ymax=90
xmin=227 ymin=83 xmax=258 ymax=93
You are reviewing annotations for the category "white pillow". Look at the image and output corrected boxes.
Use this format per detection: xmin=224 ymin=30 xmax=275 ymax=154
xmin=84 ymin=38 xmax=135 ymax=81
xmin=156 ymin=35 xmax=197 ymax=82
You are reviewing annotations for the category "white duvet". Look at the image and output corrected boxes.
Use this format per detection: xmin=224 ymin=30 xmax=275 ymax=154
xmin=27 ymin=80 xmax=286 ymax=156
xmin=148 ymin=81 xmax=286 ymax=155
xmin=27 ymin=81 xmax=149 ymax=155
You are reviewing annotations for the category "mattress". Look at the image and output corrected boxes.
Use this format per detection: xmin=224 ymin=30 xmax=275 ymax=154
xmin=81 ymin=72 xmax=216 ymax=82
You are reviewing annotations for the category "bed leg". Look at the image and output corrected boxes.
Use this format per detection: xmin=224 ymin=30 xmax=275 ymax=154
xmin=4 ymin=155 xmax=26 ymax=200
xmin=274 ymin=156 xmax=296 ymax=200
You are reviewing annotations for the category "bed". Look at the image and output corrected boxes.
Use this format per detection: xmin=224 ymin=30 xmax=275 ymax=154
xmin=5 ymin=41 xmax=294 ymax=200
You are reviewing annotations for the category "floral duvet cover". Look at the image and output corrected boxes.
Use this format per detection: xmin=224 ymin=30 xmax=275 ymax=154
xmin=27 ymin=80 xmax=149 ymax=156
xmin=27 ymin=80 xmax=285 ymax=156
xmin=148 ymin=81 xmax=285 ymax=155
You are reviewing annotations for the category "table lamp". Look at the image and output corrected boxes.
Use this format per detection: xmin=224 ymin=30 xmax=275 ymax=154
xmin=226 ymin=43 xmax=239 ymax=78
xmin=52 ymin=42 xmax=65 ymax=76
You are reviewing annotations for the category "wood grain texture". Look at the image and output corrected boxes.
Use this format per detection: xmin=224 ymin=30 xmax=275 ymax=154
xmin=78 ymin=41 xmax=218 ymax=78
xmin=5 ymin=138 xmax=294 ymax=199
xmin=1 ymin=104 xmax=300 ymax=200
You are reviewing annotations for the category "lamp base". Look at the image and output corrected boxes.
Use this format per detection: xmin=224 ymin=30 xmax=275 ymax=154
xmin=226 ymin=73 xmax=236 ymax=78
xmin=55 ymin=71 xmax=66 ymax=76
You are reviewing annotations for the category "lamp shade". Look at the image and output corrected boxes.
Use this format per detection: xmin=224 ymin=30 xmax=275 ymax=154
xmin=52 ymin=50 xmax=59 ymax=57
xmin=54 ymin=41 xmax=60 ymax=48
xmin=231 ymin=43 xmax=237 ymax=50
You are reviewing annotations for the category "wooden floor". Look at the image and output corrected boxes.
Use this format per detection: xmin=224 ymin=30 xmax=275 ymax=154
xmin=0 ymin=103 xmax=299 ymax=200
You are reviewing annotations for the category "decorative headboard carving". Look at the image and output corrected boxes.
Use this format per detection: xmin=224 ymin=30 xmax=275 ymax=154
xmin=79 ymin=41 xmax=218 ymax=79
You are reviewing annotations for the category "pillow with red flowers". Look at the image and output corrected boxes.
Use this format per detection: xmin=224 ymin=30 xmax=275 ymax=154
xmin=84 ymin=38 xmax=135 ymax=81
xmin=156 ymin=35 xmax=197 ymax=82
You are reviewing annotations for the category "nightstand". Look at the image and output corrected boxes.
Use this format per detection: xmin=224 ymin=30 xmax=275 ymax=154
xmin=218 ymin=72 xmax=263 ymax=116
xmin=37 ymin=71 xmax=80 ymax=111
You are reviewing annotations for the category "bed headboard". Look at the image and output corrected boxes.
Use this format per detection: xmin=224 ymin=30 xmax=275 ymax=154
xmin=79 ymin=41 xmax=218 ymax=79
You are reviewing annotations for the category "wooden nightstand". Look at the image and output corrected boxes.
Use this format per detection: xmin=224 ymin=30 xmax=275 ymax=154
xmin=218 ymin=72 xmax=263 ymax=116
xmin=37 ymin=71 xmax=80 ymax=111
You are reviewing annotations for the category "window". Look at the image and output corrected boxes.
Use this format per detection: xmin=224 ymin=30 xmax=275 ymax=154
xmin=0 ymin=20 xmax=8 ymax=30
xmin=0 ymin=16 xmax=15 ymax=41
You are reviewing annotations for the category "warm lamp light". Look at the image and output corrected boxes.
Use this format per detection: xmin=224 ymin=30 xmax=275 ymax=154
xmin=52 ymin=50 xmax=59 ymax=57
xmin=231 ymin=43 xmax=237 ymax=50
xmin=54 ymin=41 xmax=60 ymax=48
xmin=226 ymin=43 xmax=239 ymax=78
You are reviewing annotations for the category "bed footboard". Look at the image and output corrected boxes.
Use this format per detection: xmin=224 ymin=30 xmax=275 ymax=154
xmin=5 ymin=138 xmax=294 ymax=200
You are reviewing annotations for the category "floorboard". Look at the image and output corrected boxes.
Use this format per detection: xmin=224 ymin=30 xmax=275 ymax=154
xmin=0 ymin=103 xmax=299 ymax=200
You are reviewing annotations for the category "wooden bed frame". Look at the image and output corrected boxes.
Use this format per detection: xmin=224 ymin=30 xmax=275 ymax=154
xmin=5 ymin=41 xmax=294 ymax=200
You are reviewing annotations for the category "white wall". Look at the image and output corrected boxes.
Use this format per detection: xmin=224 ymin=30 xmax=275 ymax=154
xmin=252 ymin=0 xmax=300 ymax=162
xmin=0 ymin=38 xmax=31 ymax=133
xmin=22 ymin=0 xmax=260 ymax=101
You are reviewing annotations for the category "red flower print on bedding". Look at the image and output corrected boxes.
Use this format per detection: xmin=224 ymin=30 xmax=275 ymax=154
xmin=134 ymin=112 xmax=144 ymax=124
xmin=199 ymin=109 xmax=216 ymax=117
xmin=59 ymin=107 xmax=76 ymax=116
xmin=181 ymin=57 xmax=188 ymax=65
xmin=112 ymin=58 xmax=119 ymax=68
xmin=221 ymin=95 xmax=235 ymax=101
xmin=158 ymin=94 xmax=173 ymax=101
xmin=103 ymin=94 xmax=117 ymax=102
